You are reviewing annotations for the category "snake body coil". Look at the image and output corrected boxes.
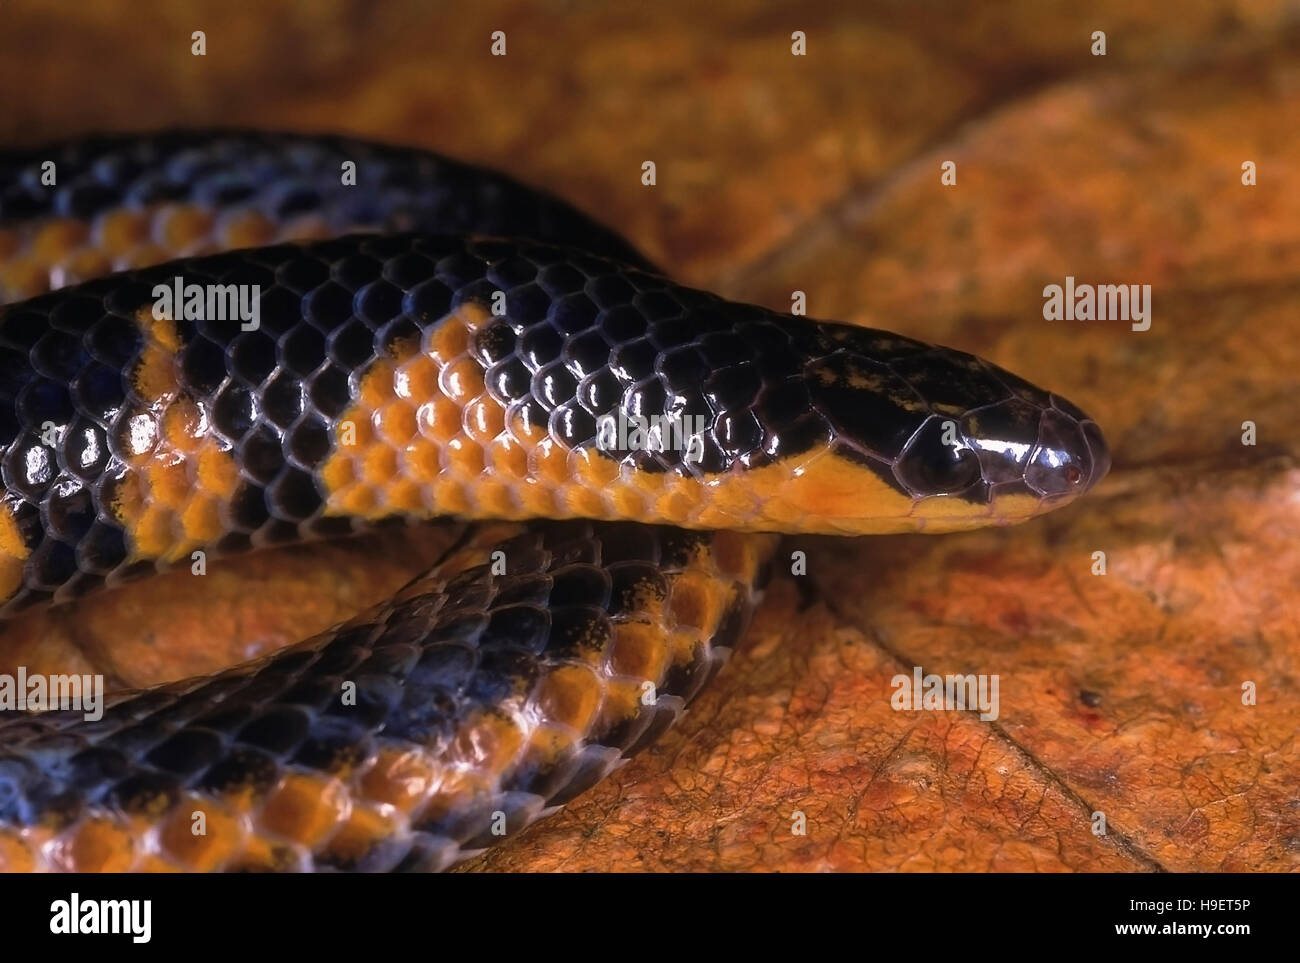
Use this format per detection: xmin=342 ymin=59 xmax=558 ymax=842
xmin=0 ymin=132 xmax=1108 ymax=871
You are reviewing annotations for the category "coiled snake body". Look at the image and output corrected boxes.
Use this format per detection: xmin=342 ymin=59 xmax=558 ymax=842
xmin=0 ymin=132 xmax=1108 ymax=871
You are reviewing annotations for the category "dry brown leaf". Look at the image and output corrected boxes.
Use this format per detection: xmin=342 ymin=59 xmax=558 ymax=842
xmin=0 ymin=0 xmax=1295 ymax=872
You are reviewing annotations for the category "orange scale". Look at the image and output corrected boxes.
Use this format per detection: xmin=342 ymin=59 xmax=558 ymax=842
xmin=180 ymin=494 xmax=225 ymax=543
xmin=95 ymin=208 xmax=152 ymax=254
xmin=508 ymin=409 xmax=548 ymax=443
xmin=475 ymin=478 xmax=520 ymax=518
xmin=463 ymin=396 xmax=506 ymax=444
xmin=758 ymin=495 xmax=806 ymax=527
xmin=431 ymin=477 xmax=471 ymax=515
xmin=607 ymin=622 xmax=673 ymax=681
xmin=627 ymin=462 xmax=667 ymax=494
xmin=217 ymin=209 xmax=278 ymax=249
xmin=161 ymin=402 xmax=205 ymax=452
xmin=654 ymin=489 xmax=698 ymax=525
xmin=573 ymin=447 xmax=618 ymax=487
xmin=56 ymin=818 xmax=138 ymax=872
xmin=141 ymin=310 xmax=181 ymax=351
xmin=522 ymin=724 xmax=580 ymax=768
xmin=359 ymin=747 xmax=442 ymax=810
xmin=257 ymin=774 xmax=350 ymax=848
xmin=0 ymin=257 xmax=49 ymax=299
xmin=594 ymin=679 xmax=644 ymax=730
xmin=197 ymin=445 xmax=239 ymax=498
xmin=564 ymin=485 xmax=608 ymax=519
xmin=666 ymin=629 xmax=702 ymax=666
xmin=445 ymin=435 xmax=484 ymax=475
xmin=703 ymin=475 xmax=762 ymax=519
xmin=404 ymin=440 xmax=444 ymax=483
xmin=31 ymin=218 xmax=89 ymax=260
xmin=319 ymin=805 xmax=399 ymax=867
xmin=383 ymin=478 xmax=427 ymax=514
xmin=155 ymin=204 xmax=216 ymax=251
xmin=147 ymin=458 xmax=192 ymax=510
xmin=697 ymin=501 xmax=751 ymax=530
xmin=398 ymin=355 xmax=440 ymax=399
xmin=455 ymin=302 xmax=494 ymax=332
xmin=392 ymin=360 xmax=424 ymax=402
xmin=65 ymin=248 xmax=113 ymax=283
xmin=376 ymin=400 xmax=418 ymax=447
xmin=0 ymin=832 xmax=37 ymax=872
xmin=515 ymin=481 xmax=558 ymax=517
xmin=608 ymin=483 xmax=647 ymax=517
xmin=320 ymin=455 xmax=354 ymax=493
xmin=359 ymin=365 xmax=399 ymax=409
xmin=667 ymin=571 xmax=729 ymax=634
xmin=124 ymin=243 xmax=174 ymax=269
xmin=710 ymin=530 xmax=759 ymax=579
xmin=157 ymin=797 xmax=246 ymax=871
xmin=360 ymin=443 xmax=399 ymax=485
xmin=417 ymin=780 xmax=481 ymax=828
xmin=532 ymin=438 xmax=572 ymax=486
xmin=340 ymin=413 xmax=376 ymax=450
xmin=131 ymin=342 xmax=179 ymax=402
xmin=132 ymin=506 xmax=179 ymax=558
xmin=448 ymin=710 xmax=527 ymax=776
xmin=440 ymin=358 xmax=487 ymax=404
xmin=337 ymin=484 xmax=380 ymax=515
xmin=487 ymin=435 xmax=528 ymax=478
xmin=428 ymin=320 xmax=472 ymax=364
xmin=534 ymin=664 xmax=605 ymax=734
xmin=416 ymin=396 xmax=463 ymax=442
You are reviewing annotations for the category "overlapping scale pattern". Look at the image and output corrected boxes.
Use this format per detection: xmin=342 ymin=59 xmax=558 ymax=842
xmin=0 ymin=134 xmax=1109 ymax=872
xmin=0 ymin=233 xmax=1107 ymax=615
xmin=0 ymin=522 xmax=772 ymax=871
xmin=0 ymin=129 xmax=652 ymax=303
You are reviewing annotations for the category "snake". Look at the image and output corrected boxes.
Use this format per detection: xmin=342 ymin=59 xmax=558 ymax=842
xmin=0 ymin=131 xmax=1109 ymax=871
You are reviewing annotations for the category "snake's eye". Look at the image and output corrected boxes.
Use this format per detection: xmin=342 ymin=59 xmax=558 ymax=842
xmin=1025 ymin=409 xmax=1091 ymax=495
xmin=895 ymin=417 xmax=982 ymax=495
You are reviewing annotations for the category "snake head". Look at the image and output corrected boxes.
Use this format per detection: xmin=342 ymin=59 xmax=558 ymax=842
xmin=783 ymin=321 xmax=1110 ymax=533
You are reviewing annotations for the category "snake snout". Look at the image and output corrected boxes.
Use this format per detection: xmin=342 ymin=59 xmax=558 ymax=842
xmin=1025 ymin=400 xmax=1110 ymax=500
xmin=1079 ymin=419 xmax=1111 ymax=492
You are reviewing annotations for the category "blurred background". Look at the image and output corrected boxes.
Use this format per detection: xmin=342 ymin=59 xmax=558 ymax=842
xmin=0 ymin=0 xmax=1297 ymax=871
